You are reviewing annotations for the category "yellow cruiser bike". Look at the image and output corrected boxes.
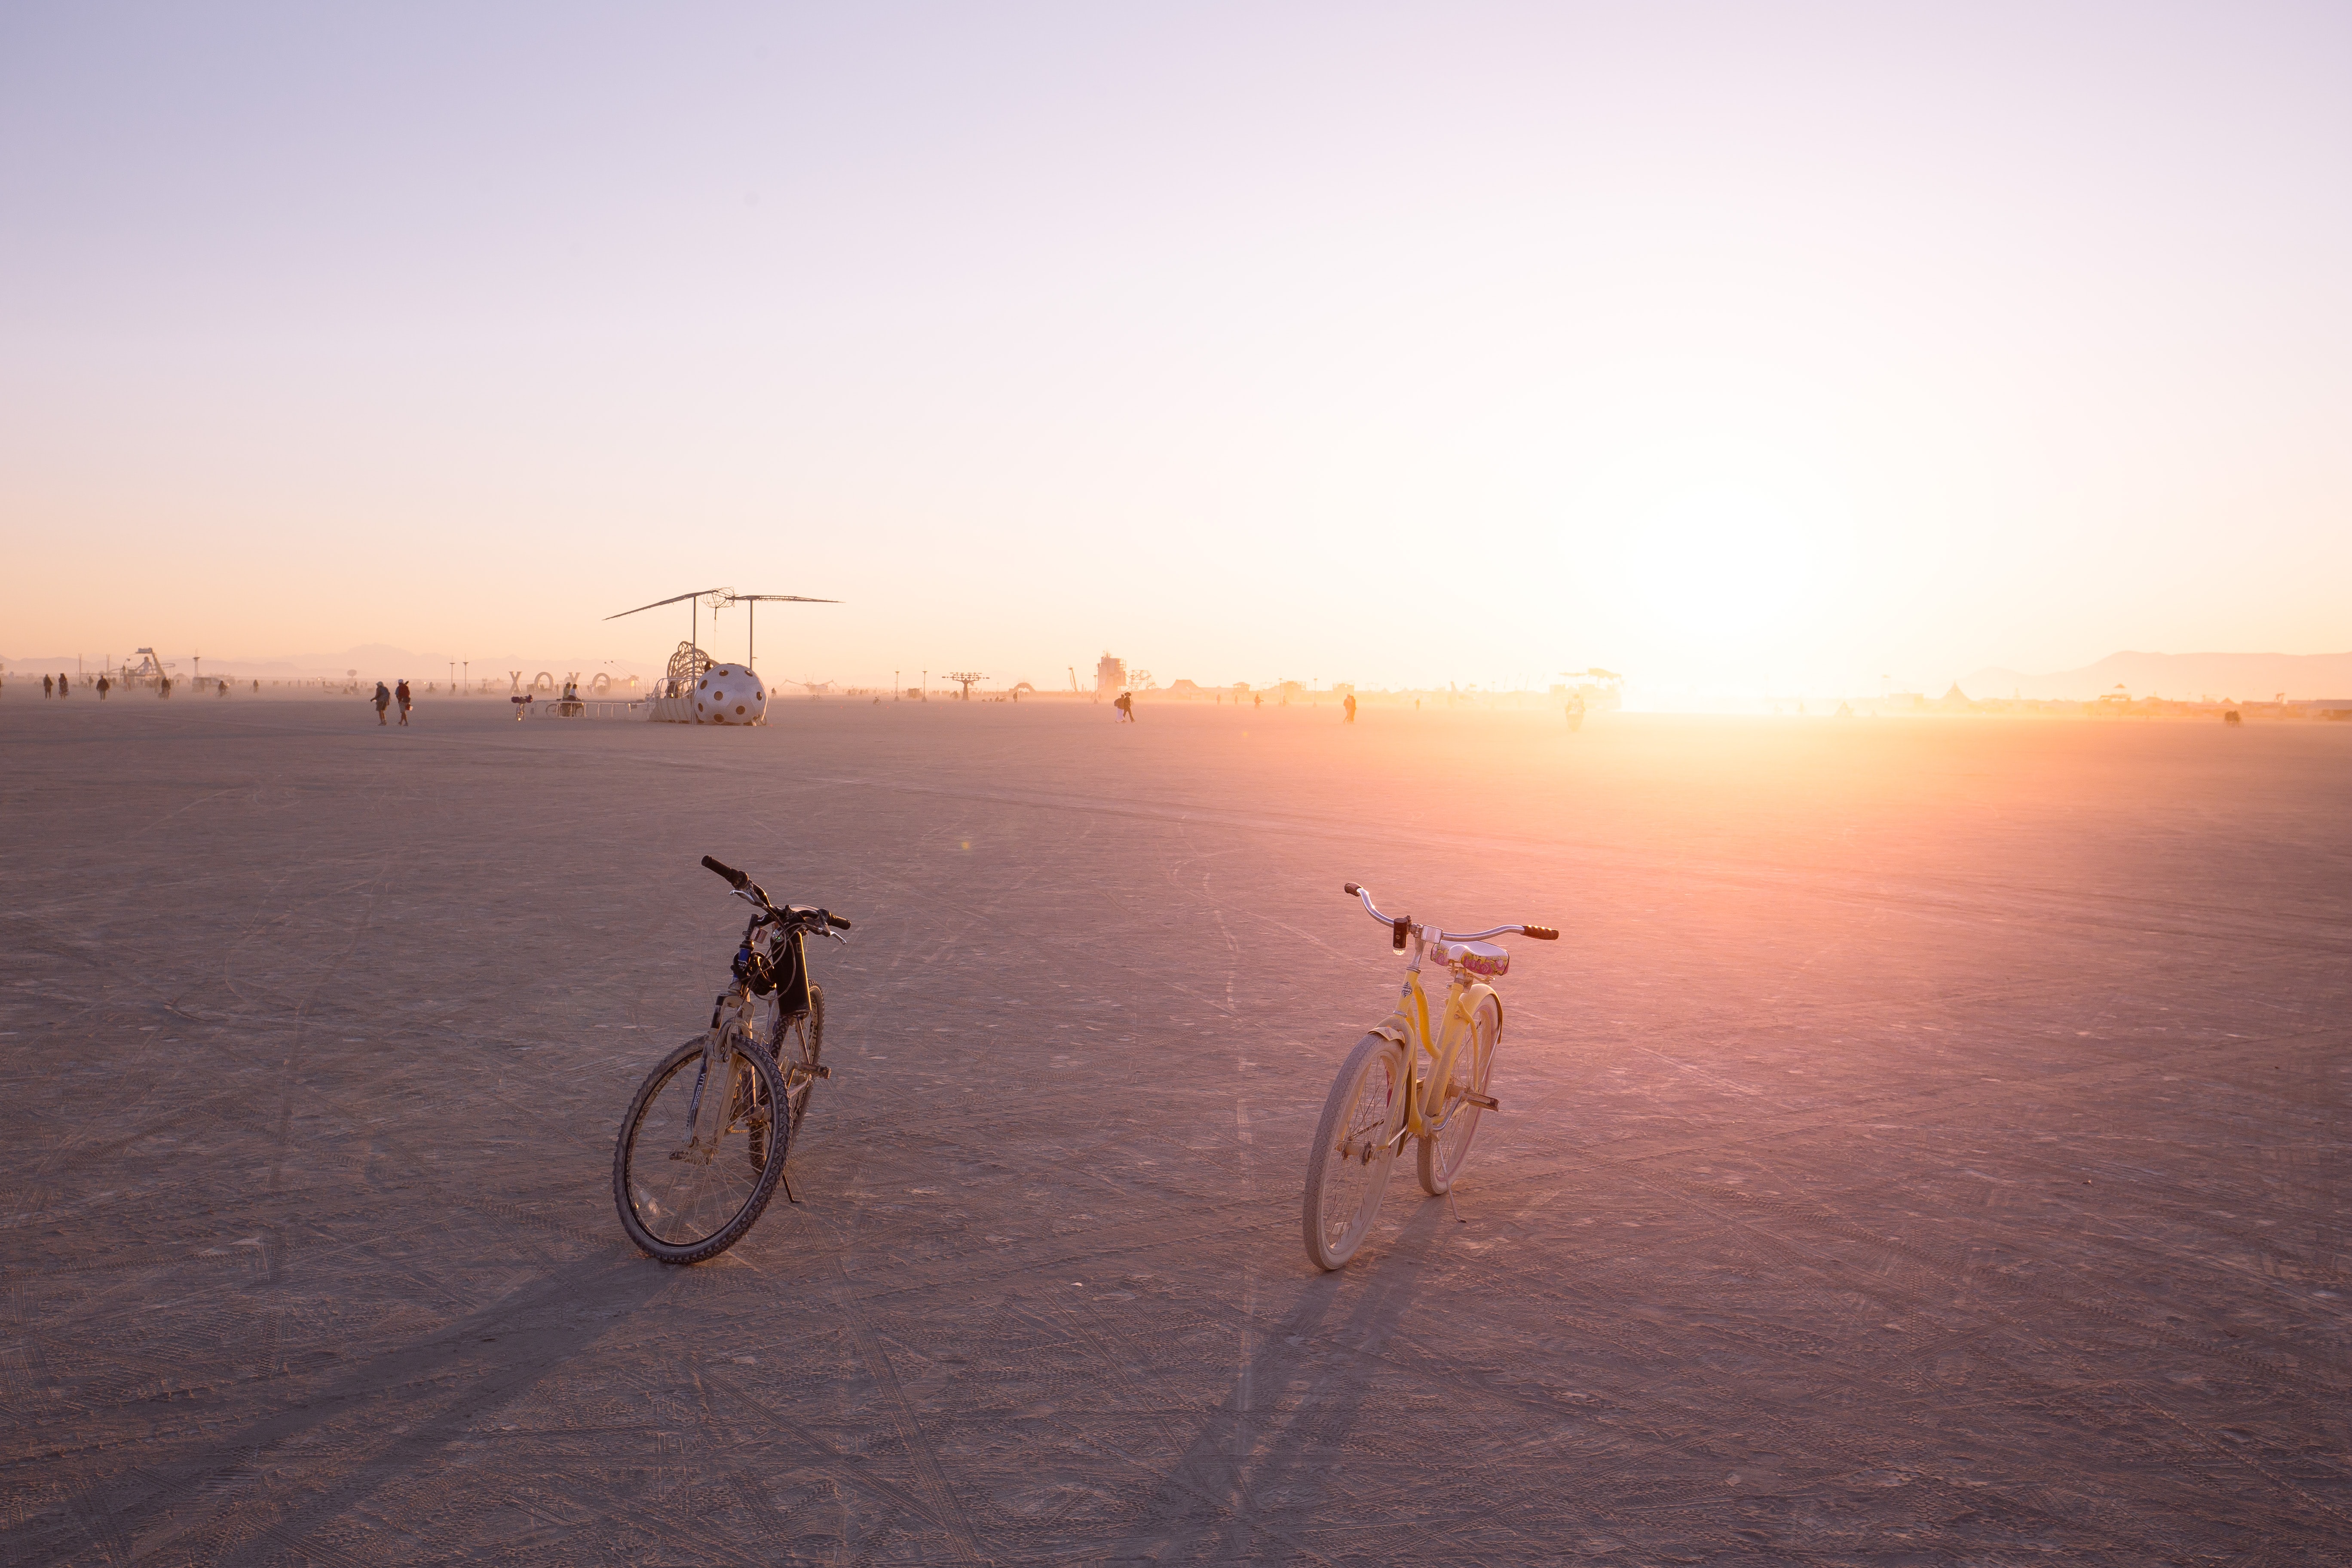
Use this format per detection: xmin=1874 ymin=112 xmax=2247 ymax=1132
xmin=1302 ymin=882 xmax=1558 ymax=1270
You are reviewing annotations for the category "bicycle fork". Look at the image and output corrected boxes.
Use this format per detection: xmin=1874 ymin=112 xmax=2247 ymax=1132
xmin=672 ymin=992 xmax=758 ymax=1165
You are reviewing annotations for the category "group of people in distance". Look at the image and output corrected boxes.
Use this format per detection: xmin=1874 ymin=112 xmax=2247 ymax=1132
xmin=39 ymin=672 xmax=119 ymax=698
xmin=35 ymin=671 xmax=246 ymax=699
xmin=1114 ymin=689 xmax=1363 ymax=723
xmin=371 ymin=680 xmax=415 ymax=726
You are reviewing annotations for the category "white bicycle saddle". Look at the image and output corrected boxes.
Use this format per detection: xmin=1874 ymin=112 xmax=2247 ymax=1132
xmin=1430 ymin=940 xmax=1510 ymax=977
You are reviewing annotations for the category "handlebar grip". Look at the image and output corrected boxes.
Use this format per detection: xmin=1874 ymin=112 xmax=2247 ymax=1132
xmin=826 ymin=912 xmax=852 ymax=930
xmin=1343 ymin=882 xmax=1362 ymax=895
xmin=701 ymin=855 xmax=749 ymax=890
xmin=1522 ymin=925 xmax=1560 ymax=940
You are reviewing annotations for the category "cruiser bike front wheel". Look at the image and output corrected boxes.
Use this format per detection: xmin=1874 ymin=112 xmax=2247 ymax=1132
xmin=1302 ymin=1032 xmax=1406 ymax=1271
xmin=614 ymin=1028 xmax=788 ymax=1264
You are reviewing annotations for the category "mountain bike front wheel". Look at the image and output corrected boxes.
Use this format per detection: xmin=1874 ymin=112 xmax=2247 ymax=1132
xmin=1418 ymin=993 xmax=1499 ymax=1196
xmin=776 ymin=984 xmax=824 ymax=1136
xmin=614 ymin=1029 xmax=788 ymax=1264
xmin=1302 ymin=1032 xmax=1406 ymax=1271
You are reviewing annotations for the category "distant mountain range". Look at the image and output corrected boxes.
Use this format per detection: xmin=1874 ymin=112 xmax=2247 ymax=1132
xmin=1959 ymin=651 xmax=2352 ymax=703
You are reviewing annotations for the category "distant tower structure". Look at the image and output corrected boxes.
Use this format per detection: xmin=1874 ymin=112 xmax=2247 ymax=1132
xmin=1095 ymin=652 xmax=1127 ymax=698
xmin=947 ymin=671 xmax=987 ymax=701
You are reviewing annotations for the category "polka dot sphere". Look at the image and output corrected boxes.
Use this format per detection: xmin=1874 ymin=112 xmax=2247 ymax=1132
xmin=692 ymin=664 xmax=768 ymax=726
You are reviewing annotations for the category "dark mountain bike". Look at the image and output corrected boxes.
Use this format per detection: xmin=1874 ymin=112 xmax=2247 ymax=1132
xmin=612 ymin=856 xmax=849 ymax=1263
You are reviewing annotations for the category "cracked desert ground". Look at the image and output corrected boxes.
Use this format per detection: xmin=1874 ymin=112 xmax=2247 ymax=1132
xmin=3 ymin=693 xmax=2346 ymax=1565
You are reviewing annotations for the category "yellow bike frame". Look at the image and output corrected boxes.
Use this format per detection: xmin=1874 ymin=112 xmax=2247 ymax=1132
xmin=1366 ymin=936 xmax=1499 ymax=1145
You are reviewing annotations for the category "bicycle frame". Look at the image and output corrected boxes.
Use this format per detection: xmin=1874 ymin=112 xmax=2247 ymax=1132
xmin=1341 ymin=881 xmax=1550 ymax=1148
xmin=1366 ymin=931 xmax=1500 ymax=1150
xmin=676 ymin=985 xmax=759 ymax=1162
xmin=680 ymin=897 xmax=837 ymax=1161
xmin=1302 ymin=882 xmax=1553 ymax=1271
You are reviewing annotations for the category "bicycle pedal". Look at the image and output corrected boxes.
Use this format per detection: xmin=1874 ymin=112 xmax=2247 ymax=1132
xmin=1464 ymin=1092 xmax=1500 ymax=1112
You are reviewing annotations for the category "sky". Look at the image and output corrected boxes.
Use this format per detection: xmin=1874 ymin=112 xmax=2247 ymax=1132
xmin=3 ymin=1 xmax=2348 ymax=699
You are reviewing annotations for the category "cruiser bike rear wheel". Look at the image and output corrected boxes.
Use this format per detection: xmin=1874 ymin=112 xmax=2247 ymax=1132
xmin=1302 ymin=1033 xmax=1406 ymax=1271
xmin=1417 ymin=994 xmax=1499 ymax=1196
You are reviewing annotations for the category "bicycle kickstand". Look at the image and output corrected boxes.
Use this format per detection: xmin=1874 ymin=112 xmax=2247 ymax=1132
xmin=781 ymin=1166 xmax=800 ymax=1205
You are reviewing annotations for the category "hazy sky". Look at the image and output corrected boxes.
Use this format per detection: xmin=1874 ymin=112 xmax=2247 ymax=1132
xmin=4 ymin=2 xmax=2347 ymax=696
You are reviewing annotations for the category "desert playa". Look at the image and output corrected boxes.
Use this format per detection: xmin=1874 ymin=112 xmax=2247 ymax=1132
xmin=4 ymin=695 xmax=2345 ymax=1562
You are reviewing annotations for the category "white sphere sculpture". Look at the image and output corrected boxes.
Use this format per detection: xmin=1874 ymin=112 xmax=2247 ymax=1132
xmin=692 ymin=664 xmax=767 ymax=726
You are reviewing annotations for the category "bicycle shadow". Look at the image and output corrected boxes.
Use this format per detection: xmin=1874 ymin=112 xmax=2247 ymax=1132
xmin=1115 ymin=1197 xmax=1461 ymax=1559
xmin=89 ymin=1246 xmax=675 ymax=1565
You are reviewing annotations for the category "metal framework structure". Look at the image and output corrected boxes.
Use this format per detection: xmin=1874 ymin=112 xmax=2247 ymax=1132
xmin=665 ymin=642 xmax=714 ymax=697
xmin=725 ymin=593 xmax=839 ymax=672
xmin=607 ymin=587 xmax=841 ymax=689
xmin=946 ymin=671 xmax=987 ymax=701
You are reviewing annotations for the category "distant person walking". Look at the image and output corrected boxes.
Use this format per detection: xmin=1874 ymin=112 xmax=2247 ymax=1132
xmin=59 ymin=672 xmax=70 ymax=698
xmin=43 ymin=674 xmax=53 ymax=698
xmin=159 ymin=677 xmax=172 ymax=699
xmin=373 ymin=680 xmax=392 ymax=725
xmin=395 ymin=679 xmax=413 ymax=725
xmin=1343 ymin=692 xmax=1357 ymax=724
xmin=97 ymin=675 xmax=110 ymax=700
xmin=1114 ymin=691 xmax=1135 ymax=723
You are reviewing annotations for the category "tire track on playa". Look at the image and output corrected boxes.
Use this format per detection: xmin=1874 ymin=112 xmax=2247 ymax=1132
xmin=1172 ymin=821 xmax=1267 ymax=1501
xmin=801 ymin=769 xmax=2352 ymax=958
xmin=1001 ymin=1296 xmax=1336 ymax=1567
xmin=1523 ymin=1153 xmax=2352 ymax=1544
xmin=1133 ymin=1114 xmax=2311 ymax=1561
xmin=1171 ymin=1228 xmax=2237 ymax=1563
xmin=1110 ymin=1206 xmax=1488 ymax=1561
xmin=827 ymin=1275 xmax=984 ymax=1562
xmin=1513 ymin=1020 xmax=2352 ymax=1237
xmin=802 ymin=1145 xmax=988 ymax=1564
xmin=1056 ymin=1288 xmax=1338 ymax=1564
xmin=72 ymin=1252 xmax=678 ymax=1566
xmin=701 ymin=1369 xmax=965 ymax=1544
xmin=1574 ymin=1143 xmax=2352 ymax=1398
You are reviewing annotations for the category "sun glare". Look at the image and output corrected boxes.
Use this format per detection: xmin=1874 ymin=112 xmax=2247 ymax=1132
xmin=1603 ymin=467 xmax=1857 ymax=674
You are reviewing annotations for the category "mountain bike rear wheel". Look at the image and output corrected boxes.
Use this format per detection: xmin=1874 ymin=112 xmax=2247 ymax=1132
xmin=1302 ymin=1033 xmax=1405 ymax=1271
xmin=614 ymin=1029 xmax=788 ymax=1264
xmin=1417 ymin=994 xmax=1499 ymax=1196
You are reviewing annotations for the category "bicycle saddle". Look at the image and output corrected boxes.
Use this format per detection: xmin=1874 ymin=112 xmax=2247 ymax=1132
xmin=1430 ymin=940 xmax=1509 ymax=977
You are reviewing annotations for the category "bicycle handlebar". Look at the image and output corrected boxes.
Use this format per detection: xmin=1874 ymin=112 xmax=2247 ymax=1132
xmin=706 ymin=855 xmax=852 ymax=931
xmin=1342 ymin=882 xmax=1557 ymax=943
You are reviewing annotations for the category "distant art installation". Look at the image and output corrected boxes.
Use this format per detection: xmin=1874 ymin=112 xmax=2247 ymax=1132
xmin=606 ymin=586 xmax=838 ymax=727
xmin=692 ymin=664 xmax=767 ymax=726
xmin=664 ymin=641 xmax=714 ymax=698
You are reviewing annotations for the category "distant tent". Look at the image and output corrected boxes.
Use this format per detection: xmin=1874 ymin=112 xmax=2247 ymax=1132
xmin=1939 ymin=682 xmax=1972 ymax=711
